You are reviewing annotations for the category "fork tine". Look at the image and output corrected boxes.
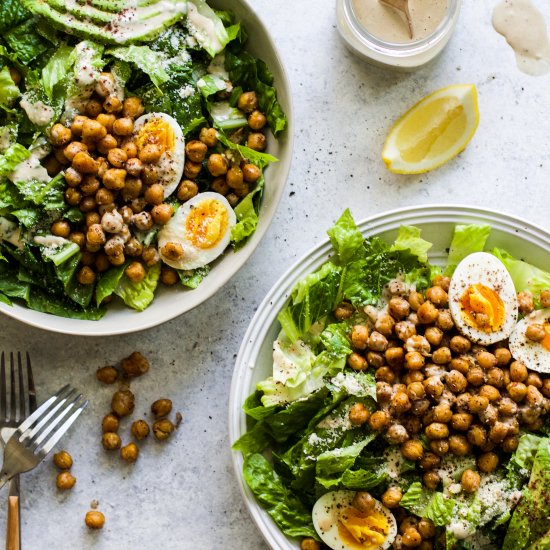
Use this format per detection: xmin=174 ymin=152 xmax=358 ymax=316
xmin=0 ymin=352 xmax=6 ymax=421
xmin=17 ymin=352 xmax=25 ymax=421
xmin=27 ymin=391 xmax=81 ymax=450
xmin=9 ymin=353 xmax=16 ymax=422
xmin=26 ymin=352 xmax=37 ymax=413
xmin=38 ymin=399 xmax=88 ymax=456
xmin=17 ymin=385 xmax=72 ymax=434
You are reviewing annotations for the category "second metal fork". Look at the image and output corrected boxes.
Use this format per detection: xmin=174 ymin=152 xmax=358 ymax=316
xmin=0 ymin=352 xmax=36 ymax=550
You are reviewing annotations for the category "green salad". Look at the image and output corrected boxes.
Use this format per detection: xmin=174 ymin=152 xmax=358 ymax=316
xmin=0 ymin=0 xmax=286 ymax=319
xmin=234 ymin=210 xmax=550 ymax=550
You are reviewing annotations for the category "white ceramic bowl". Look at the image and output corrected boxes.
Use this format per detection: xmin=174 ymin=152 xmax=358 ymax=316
xmin=0 ymin=0 xmax=293 ymax=336
xmin=229 ymin=204 xmax=550 ymax=550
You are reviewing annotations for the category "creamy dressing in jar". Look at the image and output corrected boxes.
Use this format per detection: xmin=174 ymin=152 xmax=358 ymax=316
xmin=493 ymin=0 xmax=550 ymax=76
xmin=351 ymin=0 xmax=449 ymax=43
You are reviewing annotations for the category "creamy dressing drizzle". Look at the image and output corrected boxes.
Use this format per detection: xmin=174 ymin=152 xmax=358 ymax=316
xmin=19 ymin=96 xmax=55 ymax=127
xmin=186 ymin=3 xmax=224 ymax=53
xmin=0 ymin=217 xmax=23 ymax=249
xmin=9 ymin=156 xmax=50 ymax=185
xmin=351 ymin=0 xmax=449 ymax=43
xmin=492 ymin=0 xmax=550 ymax=76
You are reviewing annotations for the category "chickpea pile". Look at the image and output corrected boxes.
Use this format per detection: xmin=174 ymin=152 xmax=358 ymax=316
xmin=318 ymin=277 xmax=550 ymax=550
xmin=96 ymin=352 xmax=180 ymax=463
xmin=44 ymin=72 xmax=268 ymax=293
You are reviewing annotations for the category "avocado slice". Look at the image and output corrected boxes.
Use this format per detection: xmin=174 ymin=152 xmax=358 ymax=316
xmin=22 ymin=0 xmax=188 ymax=44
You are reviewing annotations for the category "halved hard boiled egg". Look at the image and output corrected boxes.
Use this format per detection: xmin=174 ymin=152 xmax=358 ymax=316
xmin=157 ymin=192 xmax=236 ymax=270
xmin=448 ymin=252 xmax=518 ymax=345
xmin=509 ymin=308 xmax=550 ymax=373
xmin=312 ymin=491 xmax=397 ymax=550
xmin=133 ymin=112 xmax=185 ymax=197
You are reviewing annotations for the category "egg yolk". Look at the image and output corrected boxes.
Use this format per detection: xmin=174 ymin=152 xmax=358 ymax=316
xmin=459 ymin=284 xmax=505 ymax=333
xmin=135 ymin=117 xmax=175 ymax=154
xmin=185 ymin=199 xmax=229 ymax=249
xmin=338 ymin=508 xmax=390 ymax=550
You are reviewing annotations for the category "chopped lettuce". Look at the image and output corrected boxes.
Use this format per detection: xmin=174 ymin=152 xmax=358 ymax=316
xmin=0 ymin=66 xmax=20 ymax=109
xmin=391 ymin=225 xmax=433 ymax=263
xmin=492 ymin=248 xmax=550 ymax=303
xmin=217 ymin=132 xmax=278 ymax=169
xmin=114 ymin=262 xmax=161 ymax=311
xmin=243 ymin=453 xmax=318 ymax=540
xmin=4 ymin=18 xmax=52 ymax=65
xmin=0 ymin=143 xmax=30 ymax=177
xmin=0 ymin=0 xmax=32 ymax=34
xmin=230 ymin=180 xmax=262 ymax=248
xmin=106 ymin=46 xmax=169 ymax=88
xmin=95 ymin=263 xmax=126 ymax=307
xmin=178 ymin=266 xmax=210 ymax=289
xmin=400 ymin=482 xmax=456 ymax=526
xmin=41 ymin=44 xmax=73 ymax=100
xmin=445 ymin=224 xmax=491 ymax=275
xmin=327 ymin=208 xmax=364 ymax=265
xmin=186 ymin=0 xmax=230 ymax=57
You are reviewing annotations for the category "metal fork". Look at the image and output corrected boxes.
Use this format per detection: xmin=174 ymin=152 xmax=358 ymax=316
xmin=0 ymin=352 xmax=36 ymax=550
xmin=0 ymin=384 xmax=87 ymax=489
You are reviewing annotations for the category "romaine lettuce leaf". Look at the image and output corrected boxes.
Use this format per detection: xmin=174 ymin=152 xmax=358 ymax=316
xmin=277 ymin=262 xmax=342 ymax=343
xmin=4 ymin=18 xmax=51 ymax=65
xmin=243 ymin=453 xmax=318 ymax=539
xmin=107 ymin=46 xmax=169 ymax=89
xmin=503 ymin=437 xmax=550 ymax=550
xmin=178 ymin=266 xmax=209 ymax=289
xmin=492 ymin=248 xmax=550 ymax=303
xmin=186 ymin=0 xmax=230 ymax=57
xmin=445 ymin=224 xmax=491 ymax=275
xmin=217 ymin=132 xmax=278 ymax=169
xmin=391 ymin=225 xmax=432 ymax=263
xmin=0 ymin=66 xmax=20 ymax=109
xmin=400 ymin=482 xmax=456 ymax=526
xmin=0 ymin=143 xmax=30 ymax=177
xmin=0 ymin=0 xmax=31 ymax=33
xmin=41 ymin=44 xmax=73 ymax=100
xmin=327 ymin=209 xmax=364 ymax=265
xmin=230 ymin=178 xmax=263 ymax=248
xmin=114 ymin=262 xmax=160 ymax=311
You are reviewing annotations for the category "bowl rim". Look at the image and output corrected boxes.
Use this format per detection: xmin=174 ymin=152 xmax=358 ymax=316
xmin=0 ymin=0 xmax=294 ymax=337
xmin=228 ymin=203 xmax=550 ymax=550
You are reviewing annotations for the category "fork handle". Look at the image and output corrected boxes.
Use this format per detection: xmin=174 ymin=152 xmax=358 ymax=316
xmin=6 ymin=496 xmax=19 ymax=550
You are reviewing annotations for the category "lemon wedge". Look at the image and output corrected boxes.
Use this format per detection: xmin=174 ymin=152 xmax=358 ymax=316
xmin=382 ymin=84 xmax=480 ymax=174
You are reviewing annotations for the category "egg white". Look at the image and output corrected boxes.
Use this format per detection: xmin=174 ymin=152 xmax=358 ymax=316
xmin=157 ymin=192 xmax=236 ymax=270
xmin=448 ymin=252 xmax=518 ymax=345
xmin=133 ymin=112 xmax=185 ymax=197
xmin=509 ymin=308 xmax=550 ymax=374
xmin=312 ymin=490 xmax=397 ymax=550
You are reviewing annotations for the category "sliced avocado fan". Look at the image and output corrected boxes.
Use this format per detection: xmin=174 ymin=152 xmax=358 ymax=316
xmin=22 ymin=0 xmax=188 ymax=44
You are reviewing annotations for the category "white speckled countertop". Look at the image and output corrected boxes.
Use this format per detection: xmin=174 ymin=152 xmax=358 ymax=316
xmin=2 ymin=1 xmax=550 ymax=549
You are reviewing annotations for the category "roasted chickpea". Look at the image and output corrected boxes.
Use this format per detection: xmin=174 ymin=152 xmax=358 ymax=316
xmin=432 ymin=347 xmax=451 ymax=365
xmin=386 ymin=423 xmax=409 ymax=444
xmin=85 ymin=99 xmax=102 ymax=117
xmin=436 ymin=310 xmax=454 ymax=331
xmin=478 ymin=451 xmax=499 ymax=473
xmin=518 ymin=291 xmax=535 ymax=315
xmin=369 ymin=410 xmax=390 ymax=431
xmin=401 ymin=439 xmax=424 ymax=461
xmin=426 ymin=286 xmax=448 ymax=307
xmin=138 ymin=143 xmax=162 ymax=164
xmin=123 ymin=261 xmax=145 ymax=283
xmin=476 ymin=351 xmax=497 ymax=370
xmin=185 ymin=140 xmax=208 ymax=163
xmin=44 ymin=156 xmax=63 ymax=175
xmin=102 ymin=413 xmax=120 ymax=434
xmin=424 ymin=376 xmax=444 ymax=399
xmin=72 ymin=151 xmax=99 ymax=175
xmin=422 ymin=328 xmax=441 ymax=348
xmin=56 ymin=471 xmax=76 ymax=490
xmin=153 ymin=418 xmax=175 ymax=440
xmin=423 ymin=471 xmax=441 ymax=490
xmin=510 ymin=361 xmax=528 ymax=382
xmin=449 ymin=434 xmax=471 ymax=456
xmin=79 ymin=196 xmax=98 ymax=214
xmin=451 ymin=413 xmax=474 ymax=431
xmin=300 ymin=539 xmax=321 ymax=550
xmin=352 ymin=492 xmax=376 ymax=513
xmin=469 ymin=394 xmax=489 ymax=414
xmin=381 ymin=487 xmax=402 ymax=509
xmin=102 ymin=432 xmax=122 ymax=450
xmin=419 ymin=452 xmax=440 ymax=472
xmin=349 ymin=325 xmax=369 ymax=351
xmin=96 ymin=113 xmax=116 ymax=132
xmin=53 ymin=450 xmax=73 ymax=470
xmin=77 ymin=266 xmax=96 ymax=285
xmin=432 ymin=274 xmax=451 ymax=291
xmin=479 ymin=385 xmax=501 ymax=402
xmin=111 ymin=389 xmax=135 ymax=417
xmin=120 ymin=442 xmax=139 ymax=463
xmin=527 ymin=372 xmax=543 ymax=389
xmin=103 ymin=95 xmax=122 ymax=113
xmin=404 ymin=352 xmax=424 ymax=371
xmin=175 ymin=180 xmax=198 ymax=202
xmin=160 ymin=241 xmax=184 ymax=261
xmin=540 ymin=289 xmax=550 ymax=307
xmin=432 ymin=404 xmax=452 ymax=423
xmin=466 ymin=366 xmax=485 ymax=387
xmin=143 ymin=183 xmax=164 ymax=206
xmin=160 ymin=267 xmax=178 ymax=286
xmin=142 ymin=246 xmax=160 ymax=266
xmin=82 ymin=119 xmax=107 ymax=142
xmin=237 ymin=91 xmax=258 ymax=113
xmin=450 ymin=336 xmax=470 ymax=354
xmin=122 ymin=139 xmax=138 ymax=159
xmin=121 ymin=351 xmax=149 ymax=378
xmin=368 ymin=331 xmax=388 ymax=352
xmin=385 ymin=347 xmax=404 ymax=368
xmin=461 ymin=469 xmax=481 ymax=493
xmin=151 ymin=398 xmax=172 ymax=418
xmin=242 ymin=163 xmax=261 ymax=183
xmin=391 ymin=392 xmax=411 ymax=414
xmin=429 ymin=439 xmax=449 ymax=457
xmin=95 ymin=72 xmax=115 ymax=97
xmin=335 ymin=302 xmax=354 ymax=320
xmin=417 ymin=301 xmax=439 ymax=324
xmin=349 ymin=402 xmax=370 ymax=425
xmin=542 ymin=378 xmax=550 ymax=398
xmin=347 ymin=352 xmax=367 ymax=371
xmin=494 ymin=347 xmax=512 ymax=366
xmin=479 ymin=404 xmax=498 ymax=425
xmin=418 ymin=519 xmax=436 ymax=539
xmin=425 ymin=422 xmax=449 ymax=440
xmin=467 ymin=424 xmax=487 ymax=447
xmin=131 ymin=419 xmax=150 ymax=441
xmin=85 ymin=511 xmax=105 ymax=530
xmin=149 ymin=203 xmax=172 ymax=225
xmin=207 ymin=153 xmax=228 ymax=177
xmin=123 ymin=158 xmax=142 ymax=178
xmin=248 ymin=110 xmax=267 ymax=130
xmin=130 ymin=212 xmax=152 ymax=233
xmin=70 ymin=115 xmax=87 ymax=137
xmin=502 ymin=435 xmax=519 ymax=453
xmin=112 ymin=117 xmax=134 ymax=136
xmin=50 ymin=123 xmax=72 ymax=147
xmin=199 ymin=127 xmax=218 ymax=147
xmin=373 ymin=314 xmax=393 ymax=337
xmin=96 ymin=365 xmax=118 ymax=385
xmin=402 ymin=527 xmax=422 ymax=548
xmin=122 ymin=96 xmax=144 ymax=118
xmin=105 ymin=147 xmax=127 ymax=168
xmin=394 ymin=321 xmax=415 ymax=342
xmin=388 ymin=297 xmax=410 ymax=320
xmin=247 ymin=132 xmax=267 ymax=151
xmin=407 ymin=382 xmax=426 ymax=401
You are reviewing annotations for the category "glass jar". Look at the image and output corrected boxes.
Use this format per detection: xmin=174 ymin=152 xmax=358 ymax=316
xmin=336 ymin=0 xmax=461 ymax=70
